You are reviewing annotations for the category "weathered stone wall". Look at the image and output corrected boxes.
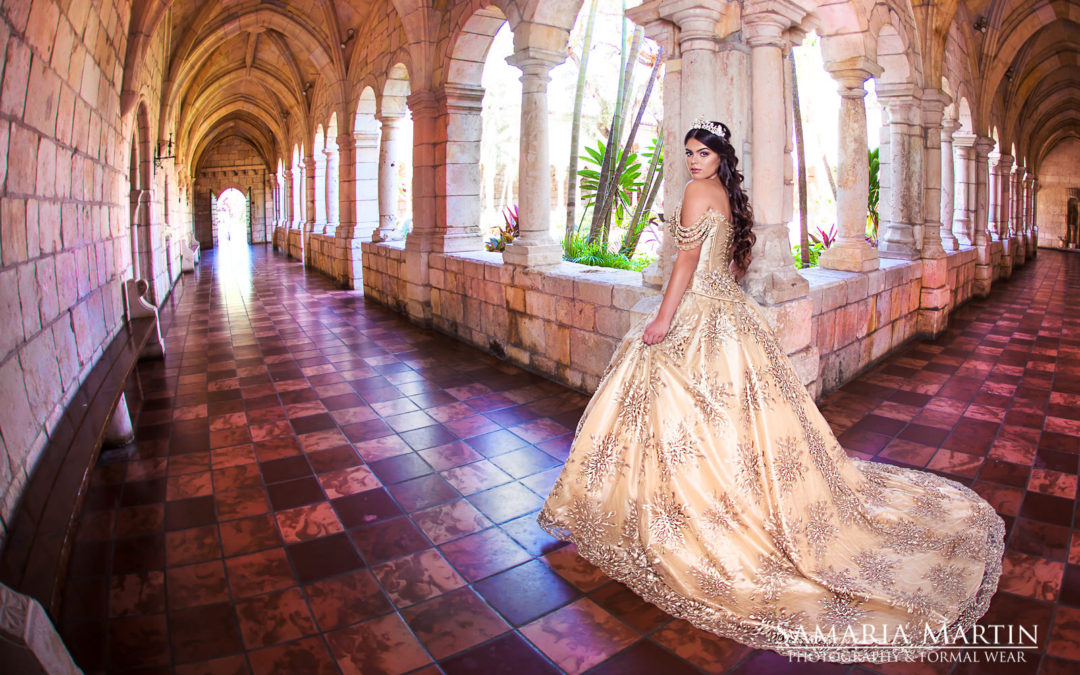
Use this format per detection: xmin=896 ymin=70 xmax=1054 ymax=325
xmin=1036 ymin=138 xmax=1080 ymax=249
xmin=193 ymin=137 xmax=273 ymax=247
xmin=0 ymin=0 xmax=139 ymax=538
xmin=362 ymin=242 xmax=657 ymax=391
xmin=363 ymin=242 xmax=984 ymax=399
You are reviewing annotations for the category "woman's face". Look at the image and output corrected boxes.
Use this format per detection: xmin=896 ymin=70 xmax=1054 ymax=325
xmin=685 ymin=138 xmax=721 ymax=180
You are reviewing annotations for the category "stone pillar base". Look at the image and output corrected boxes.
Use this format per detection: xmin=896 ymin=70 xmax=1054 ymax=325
xmin=502 ymin=241 xmax=563 ymax=267
xmin=818 ymin=242 xmax=880 ymax=273
xmin=0 ymin=582 xmax=81 ymax=675
xmin=103 ymin=393 xmax=135 ymax=448
xmin=431 ymin=232 xmax=484 ymax=254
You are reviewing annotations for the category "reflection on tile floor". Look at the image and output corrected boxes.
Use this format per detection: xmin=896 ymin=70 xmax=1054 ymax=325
xmin=59 ymin=246 xmax=1080 ymax=673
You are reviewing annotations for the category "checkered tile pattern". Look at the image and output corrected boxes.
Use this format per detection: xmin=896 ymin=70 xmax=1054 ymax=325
xmin=58 ymin=246 xmax=1080 ymax=674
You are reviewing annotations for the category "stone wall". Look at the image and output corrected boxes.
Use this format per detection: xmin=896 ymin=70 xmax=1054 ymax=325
xmin=362 ymin=242 xmax=657 ymax=392
xmin=0 ymin=0 xmax=139 ymax=538
xmin=362 ymin=242 xmax=984 ymax=399
xmin=193 ymin=137 xmax=273 ymax=247
xmin=1035 ymin=138 xmax=1080 ymax=249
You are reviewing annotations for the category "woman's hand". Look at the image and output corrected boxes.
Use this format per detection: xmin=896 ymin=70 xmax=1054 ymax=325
xmin=642 ymin=317 xmax=671 ymax=345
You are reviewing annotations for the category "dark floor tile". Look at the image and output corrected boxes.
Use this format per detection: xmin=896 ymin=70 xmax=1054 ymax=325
xmin=440 ymin=631 xmax=559 ymax=675
xmin=589 ymin=639 xmax=702 ymax=675
xmin=266 ymin=476 xmax=325 ymax=510
xmin=332 ymin=488 xmax=402 ymax=528
xmin=474 ymin=559 xmax=580 ymax=625
xmin=399 ymin=424 xmax=459 ymax=450
xmin=107 ymin=613 xmax=171 ymax=669
xmin=165 ymin=495 xmax=217 ymax=530
xmin=168 ymin=601 xmax=245 ymax=662
xmin=388 ymin=473 xmax=459 ymax=511
xmin=370 ymin=452 xmax=434 ymax=484
xmin=260 ymin=455 xmax=314 ymax=483
xmin=287 ymin=532 xmax=365 ymax=583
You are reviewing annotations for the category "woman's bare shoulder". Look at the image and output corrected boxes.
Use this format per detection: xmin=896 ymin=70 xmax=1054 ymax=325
xmin=681 ymin=179 xmax=728 ymax=220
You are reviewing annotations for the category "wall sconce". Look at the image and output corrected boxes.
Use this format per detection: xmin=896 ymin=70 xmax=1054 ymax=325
xmin=973 ymin=16 xmax=988 ymax=33
xmin=341 ymin=28 xmax=355 ymax=50
xmin=154 ymin=134 xmax=175 ymax=168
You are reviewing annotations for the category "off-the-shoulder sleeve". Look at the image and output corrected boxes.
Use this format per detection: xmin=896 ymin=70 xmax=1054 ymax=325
xmin=667 ymin=208 xmax=716 ymax=250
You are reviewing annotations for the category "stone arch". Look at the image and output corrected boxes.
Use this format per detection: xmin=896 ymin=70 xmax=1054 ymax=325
xmin=354 ymin=87 xmax=380 ymax=236
xmin=130 ymin=101 xmax=156 ymax=302
xmin=957 ymin=96 xmax=973 ymax=132
xmin=381 ymin=62 xmax=414 ymax=229
xmin=446 ymin=6 xmax=507 ymax=87
xmin=212 ymin=186 xmax=253 ymax=246
xmin=326 ymin=113 xmax=341 ymax=226
xmin=314 ymin=125 xmax=327 ymax=225
xmin=382 ymin=62 xmax=413 ymax=116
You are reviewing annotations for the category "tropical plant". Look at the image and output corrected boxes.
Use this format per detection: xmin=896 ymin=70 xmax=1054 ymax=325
xmin=484 ymin=205 xmax=518 ymax=252
xmin=810 ymin=224 xmax=837 ymax=248
xmin=791 ymin=50 xmax=810 ymax=268
xmin=584 ymin=14 xmax=663 ymax=249
xmin=792 ymin=241 xmax=826 ymax=269
xmin=564 ymin=228 xmax=655 ymax=272
xmin=564 ymin=0 xmax=600 ymax=244
xmin=867 ymin=147 xmax=880 ymax=245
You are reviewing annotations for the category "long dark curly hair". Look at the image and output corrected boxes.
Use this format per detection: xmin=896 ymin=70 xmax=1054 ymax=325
xmin=684 ymin=122 xmax=755 ymax=279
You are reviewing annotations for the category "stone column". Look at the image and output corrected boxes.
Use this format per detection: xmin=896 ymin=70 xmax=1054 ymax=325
xmin=988 ymin=152 xmax=999 ymax=237
xmin=325 ymin=145 xmax=340 ymax=235
xmin=372 ymin=113 xmax=405 ymax=242
xmin=312 ymin=153 xmax=327 ymax=234
xmin=354 ymin=129 xmax=381 ymax=241
xmin=502 ymin=48 xmax=565 ymax=266
xmin=818 ymin=60 xmax=881 ymax=272
xmin=939 ymin=119 xmax=960 ymax=250
xmin=402 ymin=90 xmax=441 ymax=321
xmin=994 ymin=153 xmax=1015 ymax=277
xmin=877 ymin=87 xmax=924 ymax=259
xmin=952 ymin=133 xmax=976 ymax=247
xmin=916 ymin=89 xmax=949 ymax=338
xmin=742 ymin=4 xmax=818 ymax=393
xmin=333 ymin=133 xmax=361 ymax=288
xmin=435 ymin=84 xmax=485 ymax=252
xmin=972 ymin=135 xmax=994 ymax=296
xmin=920 ymin=90 xmax=947 ymax=260
xmin=1010 ymin=165 xmax=1024 ymax=262
xmin=1025 ymin=174 xmax=1037 ymax=253
xmin=304 ymin=155 xmax=316 ymax=231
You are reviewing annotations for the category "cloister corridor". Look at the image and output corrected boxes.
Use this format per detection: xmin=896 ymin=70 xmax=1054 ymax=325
xmin=2 ymin=0 xmax=1080 ymax=671
xmin=47 ymin=242 xmax=1080 ymax=674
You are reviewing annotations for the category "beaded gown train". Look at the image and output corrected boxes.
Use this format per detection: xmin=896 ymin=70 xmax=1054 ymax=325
xmin=537 ymin=206 xmax=1005 ymax=662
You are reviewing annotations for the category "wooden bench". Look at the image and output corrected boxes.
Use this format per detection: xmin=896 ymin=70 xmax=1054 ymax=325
xmin=0 ymin=279 xmax=172 ymax=618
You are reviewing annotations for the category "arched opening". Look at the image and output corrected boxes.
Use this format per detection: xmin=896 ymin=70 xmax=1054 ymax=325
xmin=213 ymin=187 xmax=251 ymax=246
xmin=872 ymin=21 xmax=922 ymax=258
xmin=479 ymin=21 xmax=519 ymax=244
xmin=354 ymin=86 xmax=380 ymax=239
xmin=292 ymin=144 xmax=303 ymax=223
xmin=325 ymin=113 xmax=340 ymax=231
xmin=129 ymin=102 xmax=155 ymax=303
xmin=313 ymin=125 xmax=327 ymax=226
xmin=380 ymin=63 xmax=414 ymax=235
xmin=789 ymin=31 xmax=846 ymax=267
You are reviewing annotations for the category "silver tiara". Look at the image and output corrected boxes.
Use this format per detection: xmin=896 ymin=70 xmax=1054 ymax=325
xmin=689 ymin=116 xmax=727 ymax=138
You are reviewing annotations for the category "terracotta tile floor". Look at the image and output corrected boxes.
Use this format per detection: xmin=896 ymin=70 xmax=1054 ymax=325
xmin=58 ymin=245 xmax=1080 ymax=674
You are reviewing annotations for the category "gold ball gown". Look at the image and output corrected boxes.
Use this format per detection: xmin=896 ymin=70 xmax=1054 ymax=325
xmin=537 ymin=207 xmax=1005 ymax=662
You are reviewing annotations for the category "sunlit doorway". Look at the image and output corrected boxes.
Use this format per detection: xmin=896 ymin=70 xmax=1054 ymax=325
xmin=211 ymin=187 xmax=252 ymax=288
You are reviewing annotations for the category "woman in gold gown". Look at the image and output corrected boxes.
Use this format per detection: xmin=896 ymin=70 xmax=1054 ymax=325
xmin=538 ymin=119 xmax=1005 ymax=662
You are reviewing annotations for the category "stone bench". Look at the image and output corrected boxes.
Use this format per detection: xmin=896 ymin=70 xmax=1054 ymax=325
xmin=0 ymin=279 xmax=167 ymax=619
xmin=180 ymin=235 xmax=200 ymax=272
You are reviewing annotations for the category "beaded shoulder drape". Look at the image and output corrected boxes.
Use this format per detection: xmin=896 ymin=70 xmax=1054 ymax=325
xmin=538 ymin=205 xmax=1005 ymax=662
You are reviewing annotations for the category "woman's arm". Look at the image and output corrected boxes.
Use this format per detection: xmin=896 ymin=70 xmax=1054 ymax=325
xmin=641 ymin=184 xmax=714 ymax=345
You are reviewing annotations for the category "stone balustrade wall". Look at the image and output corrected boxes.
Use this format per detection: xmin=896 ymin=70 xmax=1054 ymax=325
xmin=361 ymin=242 xmax=983 ymax=399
